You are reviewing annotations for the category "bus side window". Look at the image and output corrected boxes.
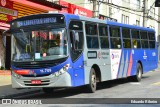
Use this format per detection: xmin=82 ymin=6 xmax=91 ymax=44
xmin=86 ymin=23 xmax=99 ymax=49
xmin=131 ymin=29 xmax=141 ymax=48
xmin=109 ymin=26 xmax=121 ymax=49
xmin=122 ymin=28 xmax=131 ymax=48
xmin=132 ymin=39 xmax=137 ymax=48
xmin=99 ymin=25 xmax=109 ymax=49
xmin=70 ymin=30 xmax=83 ymax=50
xmin=148 ymin=32 xmax=155 ymax=48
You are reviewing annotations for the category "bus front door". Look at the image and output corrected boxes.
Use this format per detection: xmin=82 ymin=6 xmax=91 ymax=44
xmin=70 ymin=30 xmax=84 ymax=86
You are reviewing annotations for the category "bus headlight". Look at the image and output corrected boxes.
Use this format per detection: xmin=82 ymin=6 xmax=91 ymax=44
xmin=12 ymin=71 xmax=21 ymax=79
xmin=52 ymin=64 xmax=69 ymax=77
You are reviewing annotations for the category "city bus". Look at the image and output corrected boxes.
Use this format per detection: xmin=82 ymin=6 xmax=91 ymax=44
xmin=9 ymin=13 xmax=158 ymax=93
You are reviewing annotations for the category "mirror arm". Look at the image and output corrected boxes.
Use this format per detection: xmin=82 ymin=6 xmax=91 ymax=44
xmin=2 ymin=30 xmax=11 ymax=37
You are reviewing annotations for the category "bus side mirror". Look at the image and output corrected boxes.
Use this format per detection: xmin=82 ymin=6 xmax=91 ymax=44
xmin=2 ymin=30 xmax=11 ymax=37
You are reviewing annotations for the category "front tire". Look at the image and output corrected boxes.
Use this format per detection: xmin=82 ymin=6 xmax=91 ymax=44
xmin=87 ymin=68 xmax=97 ymax=93
xmin=132 ymin=63 xmax=142 ymax=82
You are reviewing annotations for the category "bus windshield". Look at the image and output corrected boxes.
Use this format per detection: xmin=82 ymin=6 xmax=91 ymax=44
xmin=11 ymin=28 xmax=68 ymax=62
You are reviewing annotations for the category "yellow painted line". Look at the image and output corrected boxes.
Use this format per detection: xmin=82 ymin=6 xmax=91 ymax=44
xmin=152 ymin=82 xmax=160 ymax=85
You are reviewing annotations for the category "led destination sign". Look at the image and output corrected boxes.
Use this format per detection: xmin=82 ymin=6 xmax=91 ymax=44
xmin=11 ymin=15 xmax=65 ymax=28
xmin=17 ymin=17 xmax=56 ymax=27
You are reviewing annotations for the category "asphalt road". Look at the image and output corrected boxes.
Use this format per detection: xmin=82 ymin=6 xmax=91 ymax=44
xmin=12 ymin=70 xmax=160 ymax=99
xmin=1 ymin=70 xmax=160 ymax=106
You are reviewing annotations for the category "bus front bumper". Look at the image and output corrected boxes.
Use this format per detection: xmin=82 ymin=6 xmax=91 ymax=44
xmin=11 ymin=71 xmax=72 ymax=88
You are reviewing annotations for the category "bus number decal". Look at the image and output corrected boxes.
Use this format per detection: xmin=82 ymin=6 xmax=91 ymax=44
xmin=40 ymin=69 xmax=52 ymax=73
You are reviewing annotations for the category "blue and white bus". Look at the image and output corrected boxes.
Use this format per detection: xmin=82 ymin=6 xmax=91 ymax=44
xmin=9 ymin=13 xmax=158 ymax=93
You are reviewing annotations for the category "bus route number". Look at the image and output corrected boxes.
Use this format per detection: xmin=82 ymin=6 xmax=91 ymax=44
xmin=40 ymin=69 xmax=51 ymax=73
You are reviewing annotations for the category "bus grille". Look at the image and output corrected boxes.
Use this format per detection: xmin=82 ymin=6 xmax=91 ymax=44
xmin=22 ymin=74 xmax=51 ymax=77
xmin=12 ymin=57 xmax=67 ymax=69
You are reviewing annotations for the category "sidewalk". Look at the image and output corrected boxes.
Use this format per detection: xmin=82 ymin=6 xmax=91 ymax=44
xmin=0 ymin=70 xmax=11 ymax=86
xmin=0 ymin=70 xmax=41 ymax=98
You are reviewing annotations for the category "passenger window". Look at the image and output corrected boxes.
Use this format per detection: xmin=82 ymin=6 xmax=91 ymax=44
xmin=140 ymin=31 xmax=149 ymax=48
xmin=122 ymin=28 xmax=131 ymax=48
xmin=99 ymin=25 xmax=109 ymax=49
xmin=86 ymin=23 xmax=99 ymax=49
xmin=148 ymin=32 xmax=155 ymax=48
xmin=131 ymin=30 xmax=141 ymax=48
xmin=86 ymin=24 xmax=97 ymax=35
xmin=148 ymin=32 xmax=155 ymax=40
xmin=109 ymin=26 xmax=121 ymax=49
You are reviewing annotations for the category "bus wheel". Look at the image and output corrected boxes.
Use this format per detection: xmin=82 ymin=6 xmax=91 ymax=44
xmin=133 ymin=63 xmax=142 ymax=82
xmin=88 ymin=68 xmax=97 ymax=93
xmin=42 ymin=88 xmax=54 ymax=94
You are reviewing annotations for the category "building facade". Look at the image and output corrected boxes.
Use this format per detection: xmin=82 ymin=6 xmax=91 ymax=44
xmin=64 ymin=0 xmax=159 ymax=38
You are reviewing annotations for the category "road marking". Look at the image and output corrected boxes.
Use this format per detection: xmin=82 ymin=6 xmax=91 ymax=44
xmin=129 ymin=82 xmax=141 ymax=85
xmin=152 ymin=82 xmax=160 ymax=85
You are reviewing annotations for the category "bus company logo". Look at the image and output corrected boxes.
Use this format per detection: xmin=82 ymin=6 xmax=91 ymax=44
xmin=144 ymin=51 xmax=146 ymax=56
xmin=28 ymin=70 xmax=37 ymax=77
xmin=111 ymin=53 xmax=120 ymax=59
xmin=111 ymin=54 xmax=114 ymax=59
xmin=28 ymin=70 xmax=34 ymax=75
xmin=143 ymin=50 xmax=147 ymax=59
xmin=33 ymin=73 xmax=37 ymax=77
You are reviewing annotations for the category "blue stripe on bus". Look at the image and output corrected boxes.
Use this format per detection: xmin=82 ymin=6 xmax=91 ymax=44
xmin=122 ymin=50 xmax=130 ymax=77
xmin=117 ymin=50 xmax=124 ymax=78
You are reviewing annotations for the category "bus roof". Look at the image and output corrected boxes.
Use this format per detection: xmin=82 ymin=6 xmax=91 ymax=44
xmin=106 ymin=21 xmax=155 ymax=32
xmin=63 ymin=13 xmax=155 ymax=32
xmin=11 ymin=13 xmax=155 ymax=32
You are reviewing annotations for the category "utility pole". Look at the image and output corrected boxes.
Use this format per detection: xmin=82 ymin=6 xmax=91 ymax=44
xmin=143 ymin=0 xmax=147 ymax=27
xmin=92 ymin=0 xmax=98 ymax=18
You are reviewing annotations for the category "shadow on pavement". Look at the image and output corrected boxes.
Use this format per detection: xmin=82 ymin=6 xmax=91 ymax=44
xmin=21 ymin=77 xmax=149 ymax=99
xmin=0 ymin=75 xmax=150 ymax=99
xmin=0 ymin=84 xmax=41 ymax=99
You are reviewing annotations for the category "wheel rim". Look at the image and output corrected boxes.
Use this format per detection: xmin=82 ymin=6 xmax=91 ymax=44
xmin=91 ymin=73 xmax=96 ymax=88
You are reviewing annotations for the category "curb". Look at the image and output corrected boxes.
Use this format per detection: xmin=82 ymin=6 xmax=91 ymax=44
xmin=0 ymin=89 xmax=42 ymax=99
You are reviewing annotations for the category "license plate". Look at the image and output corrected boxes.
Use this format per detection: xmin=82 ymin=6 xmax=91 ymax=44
xmin=31 ymin=80 xmax=41 ymax=84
